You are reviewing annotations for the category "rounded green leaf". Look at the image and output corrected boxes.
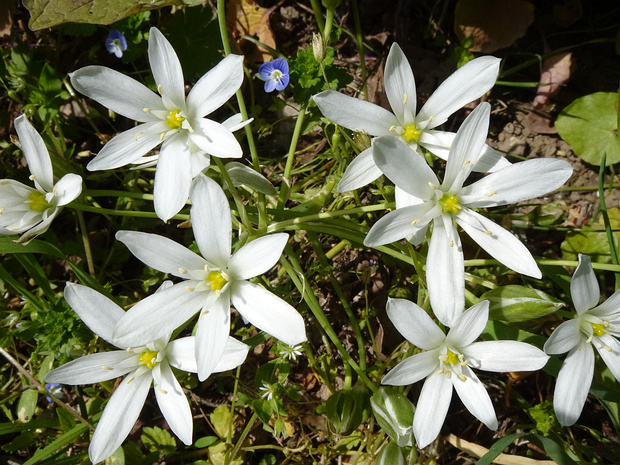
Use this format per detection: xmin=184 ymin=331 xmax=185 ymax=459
xmin=555 ymin=92 xmax=620 ymax=166
xmin=481 ymin=285 xmax=565 ymax=322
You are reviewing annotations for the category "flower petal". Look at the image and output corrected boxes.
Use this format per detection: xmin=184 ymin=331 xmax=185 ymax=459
xmin=417 ymin=56 xmax=500 ymax=128
xmin=153 ymin=133 xmax=192 ymax=222
xmin=14 ymin=115 xmax=53 ymax=191
xmin=591 ymin=288 xmax=620 ymax=320
xmin=167 ymin=337 xmax=198 ymax=373
xmin=228 ymin=233 xmax=288 ymax=279
xmin=456 ymin=208 xmax=541 ymax=278
xmin=372 ymin=136 xmax=438 ymax=199
xmin=337 ymin=148 xmax=383 ymax=192
xmin=413 ymin=372 xmax=453 ymax=448
xmin=386 ymin=298 xmax=445 ymax=349
xmin=571 ymin=254 xmax=600 ymax=314
xmin=543 ymin=319 xmax=581 ymax=354
xmin=465 ymin=341 xmax=549 ymax=372
xmin=148 ymin=27 xmax=186 ymax=111
xmin=189 ymin=118 xmax=243 ymax=159
xmin=382 ymin=349 xmax=439 ymax=386
xmin=364 ymin=203 xmax=437 ymax=247
xmin=154 ymin=362 xmax=193 ymax=445
xmin=53 ymin=174 xmax=83 ymax=206
xmin=452 ymin=367 xmax=497 ymax=430
xmin=231 ymin=280 xmax=306 ymax=345
xmin=16 ymin=209 xmax=59 ymax=244
xmin=89 ymin=371 xmax=152 ymax=464
xmin=195 ymin=291 xmax=231 ymax=381
xmin=596 ymin=334 xmax=620 ymax=382
xmin=189 ymin=175 xmax=232 ymax=268
xmin=64 ymin=283 xmax=125 ymax=346
xmin=427 ymin=216 xmax=465 ymax=327
xmin=459 ymin=159 xmax=573 ymax=208
xmin=384 ymin=43 xmax=417 ymax=124
xmin=116 ymin=230 xmax=207 ymax=277
xmin=313 ymin=90 xmax=399 ymax=135
xmin=553 ymin=343 xmax=594 ymax=426
xmin=215 ymin=337 xmax=250 ymax=372
xmin=447 ymin=300 xmax=488 ymax=347
xmin=44 ymin=351 xmax=135 ymax=385
xmin=187 ymin=54 xmax=244 ymax=117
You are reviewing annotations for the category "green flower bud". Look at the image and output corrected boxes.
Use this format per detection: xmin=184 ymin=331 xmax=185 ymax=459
xmin=370 ymin=387 xmax=415 ymax=448
xmin=375 ymin=441 xmax=406 ymax=465
xmin=312 ymin=33 xmax=326 ymax=64
xmin=325 ymin=385 xmax=370 ymax=435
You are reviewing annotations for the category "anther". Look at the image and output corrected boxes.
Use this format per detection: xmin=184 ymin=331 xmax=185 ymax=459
xmin=135 ymin=132 xmax=143 ymax=141
xmin=605 ymin=346 xmax=612 ymax=352
xmin=126 ymin=376 xmax=135 ymax=384
xmin=488 ymin=191 xmax=497 ymax=197
xmin=403 ymin=94 xmax=408 ymax=104
xmin=160 ymin=132 xmax=165 ymax=141
xmin=186 ymin=286 xmax=195 ymax=292
xmin=428 ymin=182 xmax=437 ymax=189
xmin=449 ymin=240 xmax=454 ymax=247
xmin=179 ymin=267 xmax=187 ymax=274
xmin=157 ymin=84 xmax=162 ymax=94
xmin=458 ymin=374 xmax=467 ymax=381
xmin=29 ymin=174 xmax=36 ymax=180
xmin=411 ymin=219 xmax=420 ymax=226
xmin=157 ymin=387 xmax=168 ymax=394
xmin=462 ymin=160 xmax=470 ymax=168
xmin=389 ymin=126 xmax=397 ymax=132
xmin=484 ymin=230 xmax=493 ymax=235
xmin=143 ymin=108 xmax=151 ymax=114
xmin=101 ymin=366 xmax=113 ymax=370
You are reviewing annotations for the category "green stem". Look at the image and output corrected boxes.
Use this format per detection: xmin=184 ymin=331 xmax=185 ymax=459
xmin=598 ymin=154 xmax=620 ymax=289
xmin=227 ymin=365 xmax=242 ymax=445
xmin=76 ymin=209 xmax=96 ymax=278
xmin=71 ymin=203 xmax=189 ymax=220
xmin=84 ymin=189 xmax=154 ymax=201
xmin=278 ymin=102 xmax=308 ymax=208
xmin=224 ymin=412 xmax=259 ymax=465
xmin=324 ymin=7 xmax=335 ymax=42
xmin=309 ymin=0 xmax=325 ymax=35
xmin=213 ymin=157 xmax=254 ymax=234
xmin=351 ymin=0 xmax=367 ymax=100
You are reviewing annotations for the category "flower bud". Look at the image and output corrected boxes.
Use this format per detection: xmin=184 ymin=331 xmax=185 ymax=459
xmin=321 ymin=0 xmax=342 ymax=9
xmin=370 ymin=387 xmax=415 ymax=448
xmin=375 ymin=441 xmax=406 ymax=465
xmin=325 ymin=385 xmax=370 ymax=435
xmin=312 ymin=33 xmax=326 ymax=64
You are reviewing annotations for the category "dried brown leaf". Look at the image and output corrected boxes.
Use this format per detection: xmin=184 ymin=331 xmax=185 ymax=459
xmin=533 ymin=52 xmax=575 ymax=108
xmin=225 ymin=0 xmax=276 ymax=61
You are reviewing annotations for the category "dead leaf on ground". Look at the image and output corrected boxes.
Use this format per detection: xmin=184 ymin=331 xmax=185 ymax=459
xmin=226 ymin=0 xmax=276 ymax=62
xmin=454 ymin=0 xmax=534 ymax=53
xmin=533 ymin=52 xmax=575 ymax=108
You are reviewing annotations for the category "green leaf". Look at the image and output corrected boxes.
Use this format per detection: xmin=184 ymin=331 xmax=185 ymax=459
xmin=476 ymin=433 xmax=527 ymax=465
xmin=141 ymin=426 xmax=176 ymax=453
xmin=17 ymin=389 xmax=38 ymax=423
xmin=555 ymin=92 xmax=620 ymax=166
xmin=562 ymin=207 xmax=620 ymax=263
xmin=252 ymin=399 xmax=273 ymax=425
xmin=225 ymin=162 xmax=277 ymax=196
xmin=56 ymin=408 xmax=76 ymax=434
xmin=194 ymin=435 xmax=219 ymax=448
xmin=210 ymin=405 xmax=232 ymax=439
xmin=370 ymin=387 xmax=415 ymax=448
xmin=481 ymin=285 xmax=565 ymax=322
xmin=374 ymin=441 xmax=406 ymax=465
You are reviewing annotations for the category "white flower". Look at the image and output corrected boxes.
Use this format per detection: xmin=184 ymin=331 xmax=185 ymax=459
xmin=259 ymin=382 xmax=275 ymax=401
xmin=313 ymin=43 xmax=508 ymax=192
xmin=44 ymin=282 xmax=248 ymax=464
xmin=113 ymin=175 xmax=306 ymax=381
xmin=279 ymin=344 xmax=303 ymax=361
xmin=382 ymin=298 xmax=548 ymax=448
xmin=544 ymin=254 xmax=620 ymax=426
xmin=70 ymin=27 xmax=248 ymax=222
xmin=364 ymin=102 xmax=573 ymax=326
xmin=0 ymin=115 xmax=82 ymax=244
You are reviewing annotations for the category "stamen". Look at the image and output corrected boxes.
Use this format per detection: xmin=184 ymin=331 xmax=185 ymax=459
xmin=462 ymin=160 xmax=470 ymax=168
xmin=29 ymin=174 xmax=36 ymax=180
xmin=484 ymin=230 xmax=493 ymax=235
xmin=101 ymin=366 xmax=114 ymax=370
xmin=143 ymin=108 xmax=151 ymax=114
xmin=135 ymin=132 xmax=143 ymax=141
xmin=0 ymin=208 xmax=5 ymax=215
xmin=157 ymin=84 xmax=162 ymax=94
xmin=157 ymin=387 xmax=168 ymax=394
xmin=186 ymin=286 xmax=195 ymax=291
xmin=403 ymin=93 xmax=408 ymax=104
xmin=458 ymin=374 xmax=467 ymax=381
xmin=411 ymin=219 xmax=420 ymax=226
xmin=126 ymin=376 xmax=135 ymax=384
xmin=160 ymin=132 xmax=165 ymax=141
xmin=449 ymin=240 xmax=455 ymax=247
xmin=389 ymin=125 xmax=397 ymax=132
xmin=488 ymin=191 xmax=497 ymax=197
xmin=428 ymin=182 xmax=437 ymax=189
xmin=179 ymin=267 xmax=187 ymax=274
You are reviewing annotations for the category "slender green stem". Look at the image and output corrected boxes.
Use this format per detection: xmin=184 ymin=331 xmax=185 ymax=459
xmin=324 ymin=7 xmax=335 ymax=42
xmin=213 ymin=157 xmax=254 ymax=234
xmin=224 ymin=412 xmax=259 ymax=465
xmin=71 ymin=202 xmax=189 ymax=220
xmin=278 ymin=102 xmax=308 ymax=208
xmin=84 ymin=189 xmax=154 ymax=201
xmin=350 ymin=0 xmax=367 ymax=100
xmin=465 ymin=258 xmax=620 ymax=272
xmin=227 ymin=365 xmax=242 ymax=445
xmin=76 ymin=209 xmax=96 ymax=278
xmin=309 ymin=0 xmax=325 ymax=35
xmin=598 ymin=154 xmax=620 ymax=289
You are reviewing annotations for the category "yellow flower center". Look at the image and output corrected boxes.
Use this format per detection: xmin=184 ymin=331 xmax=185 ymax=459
xmin=439 ymin=192 xmax=461 ymax=215
xmin=166 ymin=110 xmax=185 ymax=130
xmin=402 ymin=124 xmax=421 ymax=144
xmin=444 ymin=348 xmax=460 ymax=366
xmin=206 ymin=270 xmax=228 ymax=291
xmin=138 ymin=349 xmax=158 ymax=369
xmin=27 ymin=191 xmax=51 ymax=212
xmin=590 ymin=322 xmax=607 ymax=337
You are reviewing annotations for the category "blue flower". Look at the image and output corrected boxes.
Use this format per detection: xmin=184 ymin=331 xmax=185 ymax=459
xmin=45 ymin=383 xmax=62 ymax=402
xmin=105 ymin=30 xmax=127 ymax=58
xmin=258 ymin=58 xmax=289 ymax=92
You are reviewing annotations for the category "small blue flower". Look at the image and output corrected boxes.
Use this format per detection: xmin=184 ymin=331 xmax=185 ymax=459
xmin=258 ymin=58 xmax=289 ymax=92
xmin=45 ymin=383 xmax=63 ymax=403
xmin=105 ymin=30 xmax=127 ymax=58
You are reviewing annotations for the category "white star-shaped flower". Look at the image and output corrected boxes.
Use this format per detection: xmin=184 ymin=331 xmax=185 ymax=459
xmin=113 ymin=175 xmax=306 ymax=381
xmin=364 ymin=102 xmax=573 ymax=326
xmin=70 ymin=27 xmax=248 ymax=222
xmin=313 ymin=43 xmax=508 ymax=192
xmin=382 ymin=298 xmax=549 ymax=448
xmin=0 ymin=115 xmax=82 ymax=244
xmin=45 ymin=282 xmax=248 ymax=464
xmin=544 ymin=254 xmax=620 ymax=426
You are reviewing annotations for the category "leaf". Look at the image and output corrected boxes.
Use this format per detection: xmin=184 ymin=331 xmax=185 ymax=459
xmin=454 ymin=0 xmax=534 ymax=53
xmin=533 ymin=52 xmax=575 ymax=108
xmin=481 ymin=285 xmax=565 ymax=322
xmin=555 ymin=92 xmax=620 ymax=166
xmin=17 ymin=390 xmax=38 ymax=423
xmin=22 ymin=0 xmax=187 ymax=30
xmin=141 ymin=426 xmax=176 ymax=453
xmin=225 ymin=162 xmax=277 ymax=196
xmin=562 ymin=207 xmax=620 ymax=262
xmin=225 ymin=0 xmax=276 ymax=61
xmin=194 ymin=436 xmax=219 ymax=448
xmin=210 ymin=405 xmax=232 ymax=439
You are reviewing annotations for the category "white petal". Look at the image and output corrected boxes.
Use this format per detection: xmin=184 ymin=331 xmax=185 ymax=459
xmin=382 ymin=349 xmax=439 ymax=386
xmin=596 ymin=334 xmax=620 ymax=382
xmin=167 ymin=337 xmax=198 ymax=373
xmin=313 ymin=90 xmax=398 ymax=135
xmin=187 ymin=54 xmax=244 ymax=117
xmin=53 ymin=174 xmax=82 ymax=206
xmin=553 ymin=343 xmax=594 ymax=426
xmin=154 ymin=133 xmax=192 ymax=222
xmin=64 ymin=283 xmax=125 ymax=346
xmin=44 ymin=351 xmax=135 ymax=384
xmin=87 ymin=122 xmax=167 ymax=171
xmin=337 ymin=148 xmax=383 ymax=192
xmin=70 ymin=66 xmax=165 ymax=122
xmin=148 ymin=27 xmax=186 ymax=110
xmin=189 ymin=118 xmax=243 ymax=159
xmin=215 ymin=337 xmax=250 ymax=372
xmin=417 ymin=56 xmax=500 ymax=128
xmin=189 ymin=175 xmax=232 ymax=268
xmin=16 ymin=209 xmax=58 ymax=244
xmin=442 ymin=103 xmax=490 ymax=193
xmin=14 ymin=115 xmax=53 ymax=191
xmin=195 ymin=291 xmax=231 ymax=381
xmin=231 ymin=280 xmax=306 ymax=345
xmin=364 ymin=203 xmax=437 ymax=247
xmin=447 ymin=300 xmax=488 ymax=347
xmin=465 ymin=341 xmax=549 ymax=372
xmin=413 ymin=372 xmax=453 ymax=448
xmin=386 ymin=298 xmax=445 ymax=349
xmin=543 ymin=319 xmax=581 ymax=354
xmin=459 ymin=159 xmax=573 ymax=208
xmin=453 ymin=367 xmax=497 ymax=430
xmin=384 ymin=43 xmax=417 ymax=124
xmin=228 ymin=233 xmax=288 ymax=279
xmin=154 ymin=362 xmax=193 ymax=445
xmin=456 ymin=208 xmax=541 ymax=278
xmin=427 ymin=216 xmax=464 ymax=327
xmin=591 ymin=288 xmax=620 ymax=319
xmin=116 ymin=230 xmax=207 ymax=277
xmin=89 ymin=371 xmax=152 ymax=464
xmin=571 ymin=254 xmax=600 ymax=314
xmin=222 ymin=113 xmax=252 ymax=132
xmin=113 ymin=284 xmax=205 ymax=347
xmin=372 ymin=136 xmax=438 ymax=199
